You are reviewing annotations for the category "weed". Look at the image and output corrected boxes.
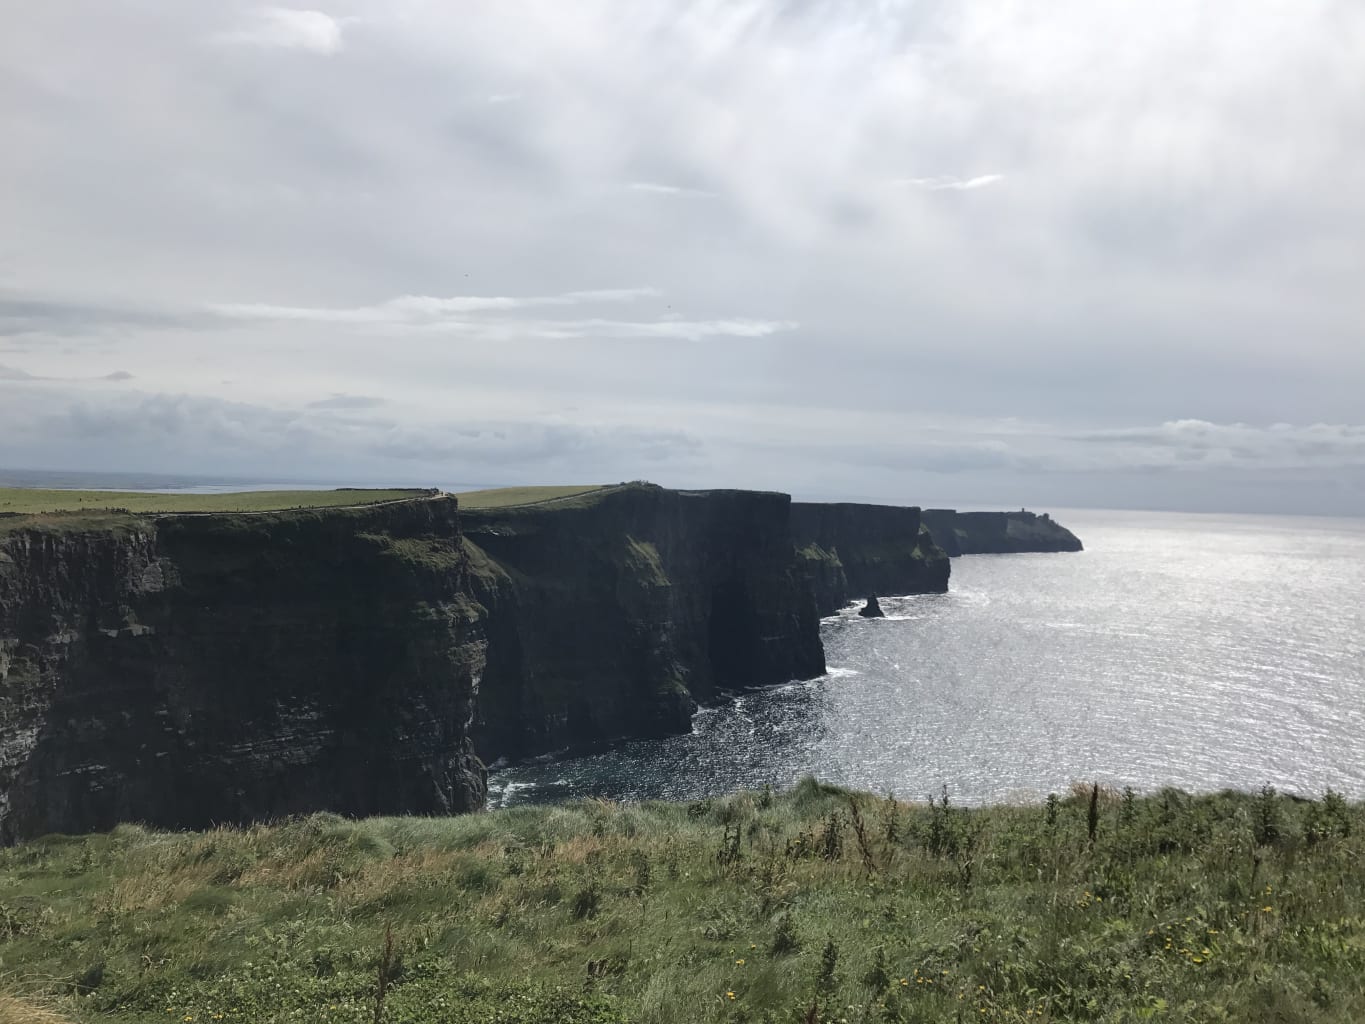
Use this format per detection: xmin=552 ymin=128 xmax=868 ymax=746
xmin=772 ymin=913 xmax=801 ymax=955
xmin=1253 ymin=784 xmax=1281 ymax=846
xmin=816 ymin=939 xmax=840 ymax=996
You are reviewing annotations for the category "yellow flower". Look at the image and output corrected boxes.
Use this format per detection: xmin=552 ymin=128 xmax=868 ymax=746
xmin=1262 ymin=906 xmax=1273 ymax=913
xmin=900 ymin=979 xmax=908 ymax=986
xmin=726 ymin=991 xmax=736 ymax=1001
xmin=1192 ymin=957 xmax=1204 ymax=964
xmin=736 ymin=958 xmax=745 ymax=965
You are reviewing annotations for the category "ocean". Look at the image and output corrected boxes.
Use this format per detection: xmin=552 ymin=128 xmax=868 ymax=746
xmin=487 ymin=508 xmax=1365 ymax=807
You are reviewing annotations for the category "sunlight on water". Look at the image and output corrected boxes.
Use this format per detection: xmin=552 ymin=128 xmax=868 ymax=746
xmin=488 ymin=509 xmax=1365 ymax=806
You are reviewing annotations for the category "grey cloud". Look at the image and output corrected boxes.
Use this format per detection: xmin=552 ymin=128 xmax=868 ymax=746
xmin=1070 ymin=420 xmax=1365 ymax=471
xmin=0 ymin=295 xmax=213 ymax=338
xmin=308 ymin=394 xmax=386 ymax=410
xmin=1 ymin=2 xmax=1362 ymax=513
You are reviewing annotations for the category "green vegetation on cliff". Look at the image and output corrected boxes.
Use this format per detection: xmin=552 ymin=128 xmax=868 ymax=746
xmin=454 ymin=485 xmax=609 ymax=509
xmin=0 ymin=488 xmax=429 ymax=516
xmin=2 ymin=785 xmax=1360 ymax=1024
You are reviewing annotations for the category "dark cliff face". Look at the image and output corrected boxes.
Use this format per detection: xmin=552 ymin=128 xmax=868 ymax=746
xmin=790 ymin=502 xmax=950 ymax=616
xmin=922 ymin=509 xmax=1083 ymax=555
xmin=463 ymin=485 xmax=826 ymax=762
xmin=0 ymin=500 xmax=486 ymax=843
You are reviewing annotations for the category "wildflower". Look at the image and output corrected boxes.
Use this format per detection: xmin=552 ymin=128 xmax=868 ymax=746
xmin=726 ymin=991 xmax=736 ymax=1001
xmin=1201 ymin=948 xmax=1211 ymax=956
xmin=736 ymin=958 xmax=745 ymax=965
xmin=1262 ymin=906 xmax=1273 ymax=913
xmin=900 ymin=979 xmax=908 ymax=987
xmin=749 ymin=944 xmax=757 ymax=950
xmin=1192 ymin=957 xmax=1204 ymax=964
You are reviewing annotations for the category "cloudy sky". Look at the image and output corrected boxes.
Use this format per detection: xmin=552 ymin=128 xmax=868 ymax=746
xmin=2 ymin=1 xmax=1363 ymax=513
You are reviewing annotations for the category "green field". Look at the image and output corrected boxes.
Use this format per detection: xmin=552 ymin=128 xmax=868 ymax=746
xmin=454 ymin=485 xmax=608 ymax=509
xmin=0 ymin=488 xmax=430 ymax=516
xmin=1 ymin=783 xmax=1360 ymax=1023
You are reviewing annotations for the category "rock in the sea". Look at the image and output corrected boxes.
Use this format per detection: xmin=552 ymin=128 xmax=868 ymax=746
xmin=859 ymin=594 xmax=885 ymax=618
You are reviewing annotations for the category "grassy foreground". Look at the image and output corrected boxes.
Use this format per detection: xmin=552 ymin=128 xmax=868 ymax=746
xmin=0 ymin=488 xmax=429 ymax=516
xmin=0 ymin=783 xmax=1361 ymax=1024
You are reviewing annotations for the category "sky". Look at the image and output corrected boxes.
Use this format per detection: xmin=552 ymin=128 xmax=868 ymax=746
xmin=1 ymin=1 xmax=1363 ymax=514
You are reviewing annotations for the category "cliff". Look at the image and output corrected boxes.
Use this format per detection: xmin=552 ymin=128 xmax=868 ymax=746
xmin=0 ymin=500 xmax=487 ymax=842
xmin=790 ymin=502 xmax=950 ymax=616
xmin=463 ymin=484 xmax=826 ymax=762
xmin=921 ymin=508 xmax=1083 ymax=555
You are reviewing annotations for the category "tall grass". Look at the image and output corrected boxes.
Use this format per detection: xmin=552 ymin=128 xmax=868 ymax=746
xmin=0 ymin=781 xmax=1361 ymax=1023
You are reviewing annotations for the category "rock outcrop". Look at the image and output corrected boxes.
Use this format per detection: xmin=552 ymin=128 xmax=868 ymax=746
xmin=0 ymin=501 xmax=487 ymax=842
xmin=921 ymin=509 xmax=1083 ymax=555
xmin=858 ymin=595 xmax=884 ymax=619
xmin=791 ymin=502 xmax=949 ymax=616
xmin=463 ymin=484 xmax=826 ymax=762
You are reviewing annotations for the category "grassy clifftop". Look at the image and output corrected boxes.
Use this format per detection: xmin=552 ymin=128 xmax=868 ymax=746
xmin=0 ymin=488 xmax=431 ymax=516
xmin=1 ymin=784 xmax=1360 ymax=1023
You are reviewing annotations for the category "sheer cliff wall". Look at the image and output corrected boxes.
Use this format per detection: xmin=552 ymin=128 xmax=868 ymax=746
xmin=0 ymin=500 xmax=487 ymax=842
xmin=463 ymin=485 xmax=826 ymax=761
xmin=790 ymin=502 xmax=950 ymax=616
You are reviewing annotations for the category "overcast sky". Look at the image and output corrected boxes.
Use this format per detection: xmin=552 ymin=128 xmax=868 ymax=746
xmin=2 ymin=2 xmax=1363 ymax=513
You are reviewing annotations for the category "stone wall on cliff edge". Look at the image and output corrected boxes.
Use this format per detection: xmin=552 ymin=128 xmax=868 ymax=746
xmin=462 ymin=484 xmax=827 ymax=763
xmin=0 ymin=499 xmax=487 ymax=843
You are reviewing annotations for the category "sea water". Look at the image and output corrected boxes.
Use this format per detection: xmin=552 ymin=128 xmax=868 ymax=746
xmin=487 ymin=509 xmax=1365 ymax=806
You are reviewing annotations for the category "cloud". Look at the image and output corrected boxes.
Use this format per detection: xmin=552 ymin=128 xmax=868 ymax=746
xmin=898 ymin=175 xmax=1005 ymax=191
xmin=308 ymin=393 xmax=386 ymax=409
xmin=218 ymin=8 xmax=346 ymax=54
xmin=1071 ymin=419 xmax=1365 ymax=471
xmin=2 ymin=2 xmax=1363 ymax=513
xmin=0 ymin=295 xmax=210 ymax=338
xmin=0 ymin=365 xmax=39 ymax=381
xmin=627 ymin=182 xmax=718 ymax=198
xmin=101 ymin=370 xmax=135 ymax=381
xmin=209 ymin=288 xmax=661 ymax=324
xmin=205 ymin=289 xmax=792 ymax=341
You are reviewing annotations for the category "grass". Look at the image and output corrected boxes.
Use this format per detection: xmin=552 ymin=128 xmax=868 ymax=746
xmin=0 ymin=489 xmax=431 ymax=516
xmin=0 ymin=783 xmax=1361 ymax=1023
xmin=453 ymin=486 xmax=609 ymax=510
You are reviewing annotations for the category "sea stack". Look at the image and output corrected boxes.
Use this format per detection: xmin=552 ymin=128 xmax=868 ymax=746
xmin=859 ymin=594 xmax=885 ymax=618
